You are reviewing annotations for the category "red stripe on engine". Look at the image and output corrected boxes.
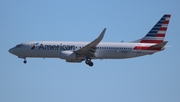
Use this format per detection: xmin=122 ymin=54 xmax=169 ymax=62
xmin=156 ymin=34 xmax=165 ymax=37
xmin=140 ymin=40 xmax=163 ymax=43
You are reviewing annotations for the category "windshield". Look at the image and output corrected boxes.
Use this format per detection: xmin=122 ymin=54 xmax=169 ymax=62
xmin=15 ymin=44 xmax=22 ymax=48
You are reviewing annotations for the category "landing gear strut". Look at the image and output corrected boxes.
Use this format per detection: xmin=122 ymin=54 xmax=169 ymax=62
xmin=23 ymin=59 xmax=27 ymax=64
xmin=85 ymin=58 xmax=93 ymax=67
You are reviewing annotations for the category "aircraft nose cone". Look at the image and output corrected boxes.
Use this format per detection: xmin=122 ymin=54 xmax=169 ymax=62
xmin=9 ymin=48 xmax=13 ymax=54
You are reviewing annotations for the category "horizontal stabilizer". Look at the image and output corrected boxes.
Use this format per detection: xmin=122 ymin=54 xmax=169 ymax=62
xmin=150 ymin=41 xmax=168 ymax=48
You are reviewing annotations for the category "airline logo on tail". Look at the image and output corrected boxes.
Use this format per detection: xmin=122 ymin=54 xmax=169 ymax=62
xmin=140 ymin=14 xmax=171 ymax=43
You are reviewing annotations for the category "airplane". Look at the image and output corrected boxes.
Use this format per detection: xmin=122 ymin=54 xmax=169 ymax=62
xmin=9 ymin=14 xmax=171 ymax=67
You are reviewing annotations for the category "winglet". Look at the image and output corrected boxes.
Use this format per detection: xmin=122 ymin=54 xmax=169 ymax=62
xmin=89 ymin=28 xmax=106 ymax=47
xmin=97 ymin=28 xmax=106 ymax=41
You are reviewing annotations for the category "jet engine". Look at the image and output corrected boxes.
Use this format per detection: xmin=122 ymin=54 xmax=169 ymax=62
xmin=60 ymin=51 xmax=76 ymax=59
xmin=60 ymin=51 xmax=83 ymax=63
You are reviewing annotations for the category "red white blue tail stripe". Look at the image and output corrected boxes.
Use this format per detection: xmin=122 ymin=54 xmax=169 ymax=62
xmin=139 ymin=14 xmax=171 ymax=43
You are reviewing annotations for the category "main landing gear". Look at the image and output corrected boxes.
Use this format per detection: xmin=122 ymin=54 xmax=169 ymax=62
xmin=85 ymin=58 xmax=94 ymax=67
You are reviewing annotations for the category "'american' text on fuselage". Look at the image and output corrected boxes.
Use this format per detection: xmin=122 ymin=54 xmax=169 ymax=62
xmin=38 ymin=44 xmax=75 ymax=50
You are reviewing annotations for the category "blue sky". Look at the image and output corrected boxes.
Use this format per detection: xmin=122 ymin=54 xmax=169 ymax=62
xmin=0 ymin=0 xmax=180 ymax=102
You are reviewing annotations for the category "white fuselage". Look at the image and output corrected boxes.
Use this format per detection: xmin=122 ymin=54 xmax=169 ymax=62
xmin=9 ymin=41 xmax=159 ymax=60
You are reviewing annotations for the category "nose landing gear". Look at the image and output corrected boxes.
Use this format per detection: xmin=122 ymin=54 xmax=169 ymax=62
xmin=85 ymin=58 xmax=94 ymax=67
xmin=23 ymin=58 xmax=27 ymax=64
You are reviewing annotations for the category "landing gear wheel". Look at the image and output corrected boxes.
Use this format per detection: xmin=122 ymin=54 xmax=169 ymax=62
xmin=23 ymin=60 xmax=27 ymax=64
xmin=85 ymin=58 xmax=94 ymax=67
xmin=89 ymin=62 xmax=93 ymax=67
xmin=85 ymin=60 xmax=91 ymax=64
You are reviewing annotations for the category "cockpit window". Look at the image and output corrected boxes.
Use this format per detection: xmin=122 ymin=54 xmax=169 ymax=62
xmin=15 ymin=44 xmax=22 ymax=48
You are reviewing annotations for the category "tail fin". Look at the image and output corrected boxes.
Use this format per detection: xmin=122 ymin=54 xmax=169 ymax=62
xmin=132 ymin=14 xmax=171 ymax=43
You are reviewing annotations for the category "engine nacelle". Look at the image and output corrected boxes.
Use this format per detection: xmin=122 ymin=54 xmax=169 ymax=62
xmin=60 ymin=51 xmax=76 ymax=60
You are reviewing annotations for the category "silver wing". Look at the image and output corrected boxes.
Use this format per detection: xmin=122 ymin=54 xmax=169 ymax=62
xmin=76 ymin=28 xmax=106 ymax=58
